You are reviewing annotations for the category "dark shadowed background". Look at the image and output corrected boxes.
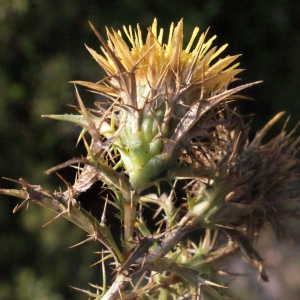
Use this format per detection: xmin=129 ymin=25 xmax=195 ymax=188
xmin=1 ymin=1 xmax=300 ymax=299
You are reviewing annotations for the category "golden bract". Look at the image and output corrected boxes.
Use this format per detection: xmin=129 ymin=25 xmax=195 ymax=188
xmin=85 ymin=19 xmax=242 ymax=102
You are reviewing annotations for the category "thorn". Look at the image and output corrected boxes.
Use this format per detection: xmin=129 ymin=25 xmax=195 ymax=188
xmin=90 ymin=251 xmax=113 ymax=267
xmin=197 ymin=275 xmax=228 ymax=288
xmin=12 ymin=197 xmax=31 ymax=213
xmin=56 ymin=172 xmax=76 ymax=216
xmin=69 ymin=285 xmax=100 ymax=297
xmin=70 ymin=220 xmax=100 ymax=248
xmin=100 ymin=196 xmax=108 ymax=226
xmin=69 ymin=236 xmax=94 ymax=248
xmin=42 ymin=210 xmax=66 ymax=227
xmin=2 ymin=177 xmax=21 ymax=185
xmin=44 ymin=158 xmax=88 ymax=175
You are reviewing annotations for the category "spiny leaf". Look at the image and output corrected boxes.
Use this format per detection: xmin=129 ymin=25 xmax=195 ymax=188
xmin=1 ymin=178 xmax=123 ymax=263
xmin=42 ymin=113 xmax=113 ymax=135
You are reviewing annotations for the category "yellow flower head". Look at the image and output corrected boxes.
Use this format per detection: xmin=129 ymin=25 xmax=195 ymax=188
xmin=81 ymin=19 xmax=242 ymax=106
xmin=72 ymin=19 xmax=259 ymax=191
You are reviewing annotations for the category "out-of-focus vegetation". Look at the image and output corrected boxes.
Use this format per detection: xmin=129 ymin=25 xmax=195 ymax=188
xmin=0 ymin=1 xmax=299 ymax=299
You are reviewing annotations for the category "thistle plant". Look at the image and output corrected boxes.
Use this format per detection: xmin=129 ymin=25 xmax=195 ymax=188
xmin=1 ymin=19 xmax=300 ymax=299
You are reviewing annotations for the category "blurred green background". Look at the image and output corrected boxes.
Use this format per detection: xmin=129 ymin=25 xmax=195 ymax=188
xmin=1 ymin=1 xmax=300 ymax=299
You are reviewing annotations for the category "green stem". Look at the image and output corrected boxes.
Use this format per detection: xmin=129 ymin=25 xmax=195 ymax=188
xmin=123 ymin=196 xmax=137 ymax=259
